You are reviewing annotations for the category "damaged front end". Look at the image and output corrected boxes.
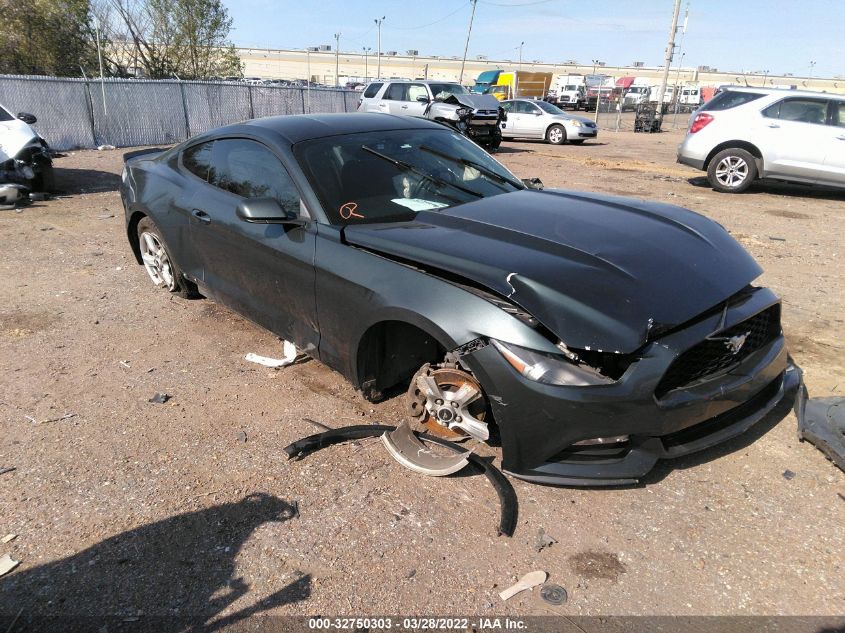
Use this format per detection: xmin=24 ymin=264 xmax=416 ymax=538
xmin=0 ymin=109 xmax=53 ymax=191
xmin=425 ymin=93 xmax=505 ymax=150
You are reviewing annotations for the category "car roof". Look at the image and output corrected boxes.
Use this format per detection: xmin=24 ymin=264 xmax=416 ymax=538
xmin=204 ymin=112 xmax=445 ymax=145
xmin=721 ymin=86 xmax=845 ymax=100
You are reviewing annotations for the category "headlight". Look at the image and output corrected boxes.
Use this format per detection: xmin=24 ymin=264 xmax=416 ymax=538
xmin=569 ymin=119 xmax=582 ymax=127
xmin=455 ymin=107 xmax=472 ymax=118
xmin=490 ymin=339 xmax=611 ymax=386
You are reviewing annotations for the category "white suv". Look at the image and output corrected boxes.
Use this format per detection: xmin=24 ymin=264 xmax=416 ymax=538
xmin=678 ymin=87 xmax=845 ymax=193
xmin=358 ymin=80 xmax=503 ymax=149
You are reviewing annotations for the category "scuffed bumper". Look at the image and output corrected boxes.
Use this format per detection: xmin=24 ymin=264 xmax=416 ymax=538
xmin=463 ymin=288 xmax=799 ymax=486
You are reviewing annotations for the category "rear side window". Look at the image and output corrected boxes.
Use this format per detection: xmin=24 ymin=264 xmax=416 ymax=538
xmin=833 ymin=101 xmax=845 ymax=128
xmin=763 ymin=98 xmax=829 ymax=125
xmin=0 ymin=106 xmax=14 ymax=122
xmin=209 ymin=139 xmax=299 ymax=214
xmin=363 ymin=82 xmax=382 ymax=98
xmin=182 ymin=141 xmax=213 ymax=181
xmin=384 ymin=83 xmax=406 ymax=101
xmin=703 ymin=91 xmax=765 ymax=111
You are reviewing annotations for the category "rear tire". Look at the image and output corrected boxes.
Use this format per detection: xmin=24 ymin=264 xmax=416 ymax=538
xmin=707 ymin=148 xmax=757 ymax=193
xmin=546 ymin=124 xmax=566 ymax=145
xmin=137 ymin=216 xmax=199 ymax=298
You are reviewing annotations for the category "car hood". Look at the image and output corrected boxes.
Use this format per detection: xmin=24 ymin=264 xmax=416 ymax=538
xmin=554 ymin=114 xmax=595 ymax=125
xmin=343 ymin=189 xmax=762 ymax=353
xmin=438 ymin=93 xmax=501 ymax=111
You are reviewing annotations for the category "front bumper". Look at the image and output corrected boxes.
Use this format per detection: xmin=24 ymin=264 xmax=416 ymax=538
xmin=464 ymin=288 xmax=800 ymax=486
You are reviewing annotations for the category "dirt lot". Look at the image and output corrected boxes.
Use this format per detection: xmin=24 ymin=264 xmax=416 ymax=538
xmin=1 ymin=128 xmax=843 ymax=623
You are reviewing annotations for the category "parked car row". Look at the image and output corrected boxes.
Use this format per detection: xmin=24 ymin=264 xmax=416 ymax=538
xmin=358 ymin=79 xmax=599 ymax=148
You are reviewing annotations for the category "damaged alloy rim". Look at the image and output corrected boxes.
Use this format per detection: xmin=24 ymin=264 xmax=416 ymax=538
xmin=408 ymin=365 xmax=489 ymax=441
xmin=139 ymin=231 xmax=176 ymax=290
xmin=714 ymin=156 xmax=748 ymax=188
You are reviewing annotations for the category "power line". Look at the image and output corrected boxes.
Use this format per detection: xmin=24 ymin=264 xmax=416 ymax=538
xmin=478 ymin=0 xmax=557 ymax=6
xmin=388 ymin=4 xmax=468 ymax=30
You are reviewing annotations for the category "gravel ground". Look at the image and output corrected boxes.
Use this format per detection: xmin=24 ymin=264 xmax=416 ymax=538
xmin=0 ymin=128 xmax=843 ymax=623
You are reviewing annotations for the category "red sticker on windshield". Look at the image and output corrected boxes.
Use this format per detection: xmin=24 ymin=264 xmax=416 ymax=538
xmin=339 ymin=202 xmax=364 ymax=220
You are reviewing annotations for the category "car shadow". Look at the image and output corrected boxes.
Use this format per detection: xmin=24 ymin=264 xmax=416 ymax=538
xmin=688 ymin=176 xmax=845 ymax=200
xmin=54 ymin=168 xmax=122 ymax=195
xmin=0 ymin=493 xmax=308 ymax=631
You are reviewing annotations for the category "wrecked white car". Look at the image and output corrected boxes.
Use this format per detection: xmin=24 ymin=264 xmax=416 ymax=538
xmin=0 ymin=103 xmax=53 ymax=191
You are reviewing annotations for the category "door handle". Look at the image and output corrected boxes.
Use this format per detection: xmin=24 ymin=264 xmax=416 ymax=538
xmin=401 ymin=105 xmax=409 ymax=109
xmin=836 ymin=135 xmax=845 ymax=141
xmin=191 ymin=209 xmax=211 ymax=224
xmin=767 ymin=123 xmax=780 ymax=128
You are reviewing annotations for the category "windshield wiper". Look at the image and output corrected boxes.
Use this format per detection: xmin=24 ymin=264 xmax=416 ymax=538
xmin=360 ymin=145 xmax=482 ymax=200
xmin=419 ymin=145 xmax=524 ymax=190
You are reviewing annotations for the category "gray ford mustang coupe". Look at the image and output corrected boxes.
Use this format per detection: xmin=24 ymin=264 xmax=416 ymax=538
xmin=121 ymin=113 xmax=801 ymax=486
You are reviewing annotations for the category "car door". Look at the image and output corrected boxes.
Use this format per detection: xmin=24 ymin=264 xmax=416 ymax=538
xmin=520 ymin=101 xmax=547 ymax=137
xmin=820 ymin=100 xmax=845 ymax=185
xmin=401 ymin=83 xmax=430 ymax=117
xmin=503 ymin=101 xmax=530 ymax=136
xmin=754 ymin=97 xmax=831 ymax=182
xmin=383 ymin=83 xmax=408 ymax=115
xmin=188 ymin=137 xmax=319 ymax=351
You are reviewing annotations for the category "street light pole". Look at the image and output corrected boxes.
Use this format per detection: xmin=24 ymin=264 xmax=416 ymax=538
xmin=334 ymin=32 xmax=341 ymax=87
xmin=808 ymin=60 xmax=816 ymax=87
xmin=459 ymin=0 xmax=477 ymax=84
xmin=363 ymin=47 xmax=370 ymax=81
xmin=518 ymin=41 xmax=524 ymax=70
xmin=306 ymin=48 xmax=311 ymax=111
xmin=374 ymin=16 xmax=385 ymax=79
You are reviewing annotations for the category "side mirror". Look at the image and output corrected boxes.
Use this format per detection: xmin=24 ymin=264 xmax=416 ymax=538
xmin=416 ymin=95 xmax=430 ymax=103
xmin=236 ymin=197 xmax=304 ymax=225
xmin=17 ymin=112 xmax=37 ymax=125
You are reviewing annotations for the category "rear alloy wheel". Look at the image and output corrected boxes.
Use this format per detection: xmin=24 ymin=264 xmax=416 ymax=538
xmin=546 ymin=124 xmax=566 ymax=145
xmin=137 ymin=217 xmax=198 ymax=298
xmin=407 ymin=363 xmax=489 ymax=442
xmin=707 ymin=148 xmax=757 ymax=193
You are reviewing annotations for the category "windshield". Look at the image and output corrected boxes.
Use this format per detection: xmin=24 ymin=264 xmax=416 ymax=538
xmin=429 ymin=83 xmax=467 ymax=99
xmin=294 ymin=128 xmax=523 ymax=226
xmin=535 ymin=101 xmax=565 ymax=115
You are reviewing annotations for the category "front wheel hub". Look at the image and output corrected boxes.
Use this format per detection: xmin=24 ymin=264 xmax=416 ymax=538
xmin=407 ymin=365 xmax=489 ymax=441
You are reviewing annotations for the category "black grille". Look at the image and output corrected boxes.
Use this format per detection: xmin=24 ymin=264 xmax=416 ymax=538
xmin=655 ymin=304 xmax=781 ymax=398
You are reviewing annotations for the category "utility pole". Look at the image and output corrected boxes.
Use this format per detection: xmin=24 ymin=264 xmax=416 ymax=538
xmin=670 ymin=2 xmax=689 ymax=126
xmin=592 ymin=59 xmax=601 ymax=124
xmin=94 ymin=18 xmax=107 ymax=116
xmin=374 ymin=16 xmax=385 ymax=79
xmin=459 ymin=0 xmax=478 ymax=84
xmin=518 ymin=41 xmax=524 ymax=70
xmin=334 ymin=33 xmax=341 ymax=87
xmin=363 ymin=47 xmax=370 ymax=81
xmin=306 ymin=48 xmax=311 ymax=111
xmin=656 ymin=0 xmax=682 ymax=125
xmin=808 ymin=60 xmax=816 ymax=87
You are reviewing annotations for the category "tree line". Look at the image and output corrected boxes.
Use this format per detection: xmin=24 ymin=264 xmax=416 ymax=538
xmin=0 ymin=0 xmax=243 ymax=79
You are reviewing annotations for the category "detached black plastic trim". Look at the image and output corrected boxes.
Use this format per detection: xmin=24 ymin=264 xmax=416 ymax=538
xmin=283 ymin=424 xmax=518 ymax=537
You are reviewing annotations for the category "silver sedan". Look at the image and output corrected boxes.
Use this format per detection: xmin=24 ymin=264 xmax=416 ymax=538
xmin=499 ymin=99 xmax=599 ymax=145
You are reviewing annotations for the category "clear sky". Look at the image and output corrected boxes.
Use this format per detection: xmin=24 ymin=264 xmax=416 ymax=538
xmin=225 ymin=0 xmax=843 ymax=79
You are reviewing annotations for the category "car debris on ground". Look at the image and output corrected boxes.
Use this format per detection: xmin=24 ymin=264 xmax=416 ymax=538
xmin=534 ymin=527 xmax=557 ymax=552
xmin=540 ymin=583 xmax=568 ymax=606
xmin=283 ymin=423 xmax=518 ymax=537
xmin=148 ymin=392 xmax=170 ymax=404
xmin=0 ymin=467 xmax=15 ymax=476
xmin=1 ymin=534 xmax=17 ymax=544
xmin=245 ymin=340 xmax=298 ymax=368
xmin=381 ymin=421 xmax=473 ymax=476
xmin=795 ymin=387 xmax=845 ymax=473
xmin=0 ymin=553 xmax=20 ymax=578
xmin=499 ymin=570 xmax=547 ymax=601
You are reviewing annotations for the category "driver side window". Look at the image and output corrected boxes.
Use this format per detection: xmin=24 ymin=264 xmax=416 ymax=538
xmin=209 ymin=139 xmax=300 ymax=214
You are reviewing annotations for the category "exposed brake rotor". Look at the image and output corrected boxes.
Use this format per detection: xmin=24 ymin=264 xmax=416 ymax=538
xmin=407 ymin=364 xmax=489 ymax=441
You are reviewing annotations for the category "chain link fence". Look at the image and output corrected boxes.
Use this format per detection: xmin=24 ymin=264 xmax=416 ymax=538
xmin=0 ymin=75 xmax=359 ymax=150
